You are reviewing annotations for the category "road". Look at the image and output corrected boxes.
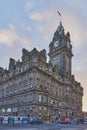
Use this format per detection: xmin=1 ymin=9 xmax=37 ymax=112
xmin=0 ymin=123 xmax=87 ymax=130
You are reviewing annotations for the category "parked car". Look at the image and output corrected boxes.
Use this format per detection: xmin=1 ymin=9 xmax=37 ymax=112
xmin=83 ymin=117 xmax=87 ymax=124
xmin=77 ymin=118 xmax=84 ymax=124
xmin=60 ymin=119 xmax=71 ymax=124
xmin=30 ymin=118 xmax=43 ymax=125
xmin=56 ymin=118 xmax=61 ymax=123
xmin=21 ymin=117 xmax=30 ymax=123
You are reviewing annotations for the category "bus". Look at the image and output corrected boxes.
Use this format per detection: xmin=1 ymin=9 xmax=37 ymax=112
xmin=0 ymin=116 xmax=29 ymax=124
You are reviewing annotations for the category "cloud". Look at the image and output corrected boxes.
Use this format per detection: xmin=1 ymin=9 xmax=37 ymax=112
xmin=20 ymin=23 xmax=31 ymax=32
xmin=0 ymin=24 xmax=17 ymax=47
xmin=26 ymin=27 xmax=31 ymax=32
xmin=0 ymin=24 xmax=32 ymax=47
xmin=62 ymin=12 xmax=86 ymax=46
xmin=29 ymin=12 xmax=43 ymax=21
xmin=8 ymin=24 xmax=15 ymax=30
xmin=0 ymin=24 xmax=33 ymax=68
xmin=31 ymin=10 xmax=57 ymax=36
xmin=37 ymin=25 xmax=44 ymax=33
xmin=24 ymin=1 xmax=34 ymax=11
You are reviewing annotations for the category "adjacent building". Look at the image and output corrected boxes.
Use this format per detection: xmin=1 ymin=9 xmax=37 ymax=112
xmin=0 ymin=22 xmax=83 ymax=119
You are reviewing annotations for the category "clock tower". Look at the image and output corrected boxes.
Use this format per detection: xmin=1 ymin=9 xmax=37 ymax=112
xmin=48 ymin=22 xmax=73 ymax=76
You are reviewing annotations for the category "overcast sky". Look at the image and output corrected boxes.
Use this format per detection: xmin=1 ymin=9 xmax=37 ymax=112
xmin=0 ymin=0 xmax=87 ymax=111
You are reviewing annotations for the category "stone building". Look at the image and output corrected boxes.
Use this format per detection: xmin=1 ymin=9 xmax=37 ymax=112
xmin=0 ymin=22 xmax=83 ymax=119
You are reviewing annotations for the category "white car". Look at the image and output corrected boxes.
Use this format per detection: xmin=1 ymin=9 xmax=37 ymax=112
xmin=83 ymin=117 xmax=87 ymax=124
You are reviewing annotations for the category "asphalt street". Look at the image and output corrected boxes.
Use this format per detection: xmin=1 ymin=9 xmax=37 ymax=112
xmin=0 ymin=123 xmax=87 ymax=130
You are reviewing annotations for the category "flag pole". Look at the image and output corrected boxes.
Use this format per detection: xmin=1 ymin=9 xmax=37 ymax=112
xmin=57 ymin=11 xmax=62 ymax=23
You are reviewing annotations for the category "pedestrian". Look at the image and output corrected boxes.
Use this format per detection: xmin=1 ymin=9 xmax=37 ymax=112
xmin=55 ymin=116 xmax=58 ymax=122
xmin=0 ymin=118 xmax=3 ymax=123
xmin=13 ymin=117 xmax=14 ymax=124
xmin=8 ymin=117 xmax=9 ymax=124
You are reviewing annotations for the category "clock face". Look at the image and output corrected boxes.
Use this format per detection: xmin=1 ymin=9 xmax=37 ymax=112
xmin=59 ymin=30 xmax=63 ymax=34
xmin=54 ymin=41 xmax=59 ymax=47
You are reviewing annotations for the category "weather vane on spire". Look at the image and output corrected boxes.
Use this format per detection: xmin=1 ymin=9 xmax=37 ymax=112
xmin=57 ymin=11 xmax=62 ymax=22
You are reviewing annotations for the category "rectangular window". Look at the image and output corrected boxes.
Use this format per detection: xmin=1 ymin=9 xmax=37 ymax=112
xmin=43 ymin=96 xmax=47 ymax=102
xmin=12 ymin=107 xmax=17 ymax=112
xmin=39 ymin=95 xmax=47 ymax=102
xmin=2 ymin=108 xmax=5 ymax=113
xmin=51 ymin=100 xmax=53 ymax=104
xmin=33 ymin=58 xmax=38 ymax=62
xmin=39 ymin=95 xmax=42 ymax=102
xmin=7 ymin=108 xmax=11 ymax=112
xmin=28 ymin=94 xmax=34 ymax=102
xmin=59 ymin=102 xmax=62 ymax=107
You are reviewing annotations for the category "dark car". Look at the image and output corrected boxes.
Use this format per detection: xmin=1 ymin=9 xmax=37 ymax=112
xmin=30 ymin=118 xmax=43 ymax=125
xmin=21 ymin=117 xmax=30 ymax=123
xmin=77 ymin=118 xmax=84 ymax=124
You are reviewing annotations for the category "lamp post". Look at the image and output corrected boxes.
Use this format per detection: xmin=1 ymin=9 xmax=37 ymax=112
xmin=30 ymin=107 xmax=33 ymax=119
xmin=52 ymin=101 xmax=55 ymax=122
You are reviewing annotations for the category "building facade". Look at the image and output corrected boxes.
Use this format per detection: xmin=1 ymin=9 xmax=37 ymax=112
xmin=0 ymin=22 xmax=83 ymax=119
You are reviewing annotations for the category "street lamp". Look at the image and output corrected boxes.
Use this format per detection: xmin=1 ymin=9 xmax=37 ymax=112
xmin=52 ymin=101 xmax=55 ymax=122
xmin=58 ymin=111 xmax=61 ymax=119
